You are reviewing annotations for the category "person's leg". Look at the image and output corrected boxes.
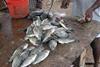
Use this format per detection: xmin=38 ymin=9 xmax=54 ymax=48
xmin=36 ymin=0 xmax=43 ymax=9
xmin=90 ymin=38 xmax=100 ymax=67
xmin=29 ymin=0 xmax=43 ymax=11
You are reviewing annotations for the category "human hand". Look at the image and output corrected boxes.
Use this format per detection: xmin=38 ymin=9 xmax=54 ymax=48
xmin=85 ymin=8 xmax=93 ymax=22
xmin=77 ymin=8 xmax=93 ymax=23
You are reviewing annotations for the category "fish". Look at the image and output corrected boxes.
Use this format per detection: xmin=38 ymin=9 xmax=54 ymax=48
xmin=9 ymin=43 xmax=28 ymax=62
xmin=28 ymin=37 xmax=39 ymax=46
xmin=20 ymin=47 xmax=35 ymax=60
xmin=33 ymin=26 xmax=42 ymax=40
xmin=42 ymin=28 xmax=55 ymax=42
xmin=12 ymin=55 xmax=22 ymax=67
xmin=25 ymin=24 xmax=35 ymax=40
xmin=20 ymin=50 xmax=30 ymax=61
xmin=57 ymin=38 xmax=75 ymax=44
xmin=21 ymin=43 xmax=29 ymax=49
xmin=41 ymin=19 xmax=50 ymax=25
xmin=24 ymin=34 xmax=35 ymax=40
xmin=33 ymin=50 xmax=50 ymax=64
xmin=49 ymin=40 xmax=57 ymax=50
xmin=33 ymin=17 xmax=42 ymax=26
xmin=28 ymin=10 xmax=43 ymax=20
xmin=42 ymin=24 xmax=57 ymax=30
xmin=54 ymin=27 xmax=69 ymax=38
xmin=26 ymin=26 xmax=33 ymax=36
xmin=30 ymin=46 xmax=44 ymax=55
xmin=20 ymin=54 xmax=37 ymax=67
xmin=21 ymin=47 xmax=35 ymax=60
xmin=40 ymin=13 xmax=48 ymax=21
xmin=26 ymin=34 xmax=35 ymax=38
xmin=50 ymin=20 xmax=60 ymax=26
xmin=12 ymin=47 xmax=34 ymax=67
xmin=28 ymin=46 xmax=36 ymax=50
xmin=30 ymin=10 xmax=43 ymax=16
xmin=59 ymin=20 xmax=70 ymax=30
xmin=21 ymin=47 xmax=35 ymax=59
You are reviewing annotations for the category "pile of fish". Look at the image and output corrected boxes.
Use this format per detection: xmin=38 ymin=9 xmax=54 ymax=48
xmin=9 ymin=12 xmax=75 ymax=67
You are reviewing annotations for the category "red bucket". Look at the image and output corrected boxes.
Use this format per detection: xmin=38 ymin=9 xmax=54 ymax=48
xmin=6 ymin=0 xmax=29 ymax=18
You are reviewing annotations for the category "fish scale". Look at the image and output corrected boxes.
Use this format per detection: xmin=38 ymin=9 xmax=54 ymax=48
xmin=33 ymin=50 xmax=50 ymax=64
xmin=20 ymin=54 xmax=37 ymax=67
xmin=9 ymin=43 xmax=28 ymax=62
xmin=12 ymin=55 xmax=22 ymax=67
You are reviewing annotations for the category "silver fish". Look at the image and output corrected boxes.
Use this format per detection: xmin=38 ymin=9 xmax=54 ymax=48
xmin=57 ymin=38 xmax=75 ymax=44
xmin=28 ymin=10 xmax=43 ymax=19
xmin=20 ymin=48 xmax=31 ymax=60
xmin=29 ymin=37 xmax=39 ymax=46
xmin=22 ymin=43 xmax=29 ymax=49
xmin=28 ymin=46 xmax=36 ymax=50
xmin=54 ymin=28 xmax=69 ymax=38
xmin=42 ymin=24 xmax=57 ymax=30
xmin=12 ymin=55 xmax=22 ymax=67
xmin=33 ymin=26 xmax=42 ymax=40
xmin=33 ymin=50 xmax=50 ymax=64
xmin=40 ymin=13 xmax=49 ymax=21
xmin=21 ymin=47 xmax=35 ymax=59
xmin=24 ymin=34 xmax=35 ymax=40
xmin=30 ymin=46 xmax=44 ymax=55
xmin=12 ymin=47 xmax=34 ymax=67
xmin=50 ymin=20 xmax=60 ymax=26
xmin=26 ymin=26 xmax=33 ymax=36
xmin=20 ymin=54 xmax=37 ymax=67
xmin=42 ymin=28 xmax=55 ymax=42
xmin=25 ymin=22 xmax=36 ymax=40
xmin=28 ymin=10 xmax=43 ymax=20
xmin=33 ymin=17 xmax=42 ymax=26
xmin=41 ymin=19 xmax=50 ymax=25
xmin=9 ymin=43 xmax=28 ymax=62
xmin=59 ymin=20 xmax=69 ymax=30
xmin=49 ymin=40 xmax=57 ymax=50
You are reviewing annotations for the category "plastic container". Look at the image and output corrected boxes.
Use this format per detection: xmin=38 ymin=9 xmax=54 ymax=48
xmin=6 ymin=0 xmax=29 ymax=18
